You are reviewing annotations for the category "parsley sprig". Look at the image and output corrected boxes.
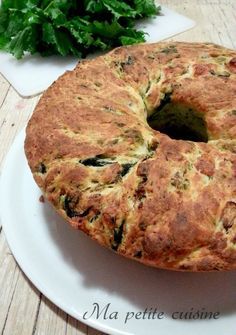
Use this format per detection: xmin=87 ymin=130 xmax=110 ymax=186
xmin=0 ymin=0 xmax=161 ymax=59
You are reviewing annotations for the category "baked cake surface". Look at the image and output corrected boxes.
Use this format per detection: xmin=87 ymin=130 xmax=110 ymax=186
xmin=25 ymin=42 xmax=236 ymax=271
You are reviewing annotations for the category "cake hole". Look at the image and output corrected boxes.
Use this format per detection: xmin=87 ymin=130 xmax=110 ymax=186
xmin=147 ymin=98 xmax=208 ymax=142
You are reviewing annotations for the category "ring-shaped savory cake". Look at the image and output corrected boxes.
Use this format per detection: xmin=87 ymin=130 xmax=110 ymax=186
xmin=25 ymin=42 xmax=236 ymax=271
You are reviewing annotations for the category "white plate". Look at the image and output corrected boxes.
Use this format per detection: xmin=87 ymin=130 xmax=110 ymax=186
xmin=1 ymin=130 xmax=236 ymax=335
xmin=0 ymin=5 xmax=195 ymax=97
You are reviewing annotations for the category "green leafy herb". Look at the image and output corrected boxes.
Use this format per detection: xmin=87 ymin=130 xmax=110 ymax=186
xmin=0 ymin=0 xmax=161 ymax=59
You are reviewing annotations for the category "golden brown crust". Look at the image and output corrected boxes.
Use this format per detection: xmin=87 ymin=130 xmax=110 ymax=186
xmin=25 ymin=42 xmax=236 ymax=271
